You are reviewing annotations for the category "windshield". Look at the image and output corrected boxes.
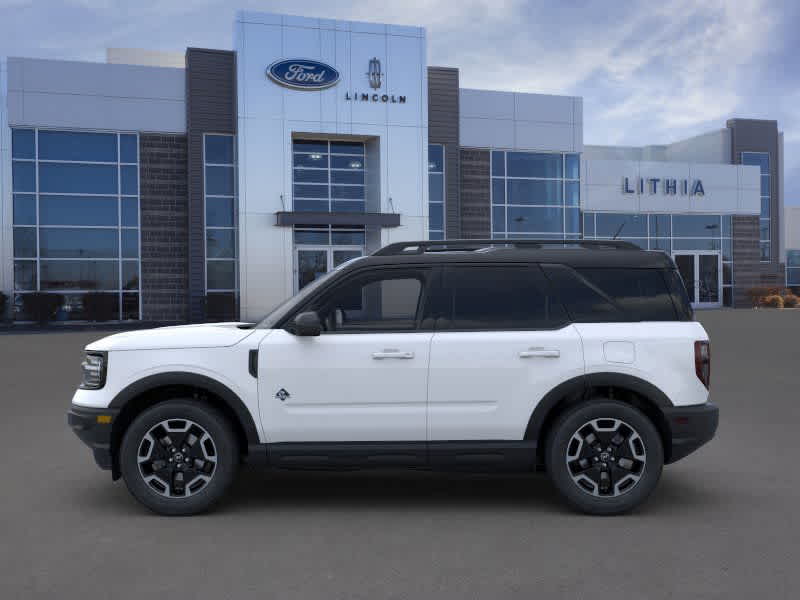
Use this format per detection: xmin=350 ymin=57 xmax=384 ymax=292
xmin=255 ymin=255 xmax=367 ymax=328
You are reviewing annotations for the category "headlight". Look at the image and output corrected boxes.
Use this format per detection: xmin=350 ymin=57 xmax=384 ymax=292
xmin=80 ymin=352 xmax=107 ymax=390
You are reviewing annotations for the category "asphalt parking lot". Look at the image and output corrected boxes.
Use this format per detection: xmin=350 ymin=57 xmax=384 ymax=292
xmin=1 ymin=309 xmax=799 ymax=599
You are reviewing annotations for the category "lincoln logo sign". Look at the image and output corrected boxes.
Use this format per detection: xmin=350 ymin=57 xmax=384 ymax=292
xmin=623 ymin=176 xmax=705 ymax=196
xmin=266 ymin=59 xmax=340 ymax=90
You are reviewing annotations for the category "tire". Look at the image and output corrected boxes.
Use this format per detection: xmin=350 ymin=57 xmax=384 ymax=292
xmin=545 ymin=400 xmax=663 ymax=515
xmin=119 ymin=399 xmax=239 ymax=516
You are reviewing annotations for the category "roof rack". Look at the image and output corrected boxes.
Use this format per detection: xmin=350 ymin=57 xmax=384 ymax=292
xmin=373 ymin=238 xmax=640 ymax=256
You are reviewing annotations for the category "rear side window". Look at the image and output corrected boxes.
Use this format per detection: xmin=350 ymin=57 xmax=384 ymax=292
xmin=664 ymin=268 xmax=694 ymax=321
xmin=541 ymin=264 xmax=623 ymax=322
xmin=438 ymin=266 xmax=567 ymax=330
xmin=576 ymin=268 xmax=678 ymax=321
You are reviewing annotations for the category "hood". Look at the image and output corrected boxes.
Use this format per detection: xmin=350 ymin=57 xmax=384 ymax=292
xmin=85 ymin=323 xmax=257 ymax=352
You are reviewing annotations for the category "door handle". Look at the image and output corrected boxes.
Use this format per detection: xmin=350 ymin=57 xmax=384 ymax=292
xmin=519 ymin=348 xmax=560 ymax=358
xmin=372 ymin=350 xmax=415 ymax=360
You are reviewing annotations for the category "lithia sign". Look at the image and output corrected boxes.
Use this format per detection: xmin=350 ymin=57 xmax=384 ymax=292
xmin=267 ymin=57 xmax=406 ymax=103
xmin=623 ymin=177 xmax=705 ymax=196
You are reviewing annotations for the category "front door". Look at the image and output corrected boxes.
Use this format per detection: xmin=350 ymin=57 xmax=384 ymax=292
xmin=674 ymin=252 xmax=721 ymax=308
xmin=259 ymin=267 xmax=434 ymax=443
xmin=295 ymin=246 xmax=363 ymax=292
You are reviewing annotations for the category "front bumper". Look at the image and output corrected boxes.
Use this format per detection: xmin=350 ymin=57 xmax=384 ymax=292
xmin=67 ymin=404 xmax=119 ymax=471
xmin=663 ymin=401 xmax=719 ymax=464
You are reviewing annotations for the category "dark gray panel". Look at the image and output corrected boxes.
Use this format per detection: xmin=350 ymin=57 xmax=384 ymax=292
xmin=427 ymin=67 xmax=460 ymax=239
xmin=459 ymin=148 xmax=490 ymax=238
xmin=276 ymin=211 xmax=401 ymax=227
xmin=186 ymin=48 xmax=237 ymax=322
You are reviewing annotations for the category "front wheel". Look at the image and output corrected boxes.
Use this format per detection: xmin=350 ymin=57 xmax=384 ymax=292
xmin=119 ymin=400 xmax=239 ymax=515
xmin=545 ymin=400 xmax=664 ymax=515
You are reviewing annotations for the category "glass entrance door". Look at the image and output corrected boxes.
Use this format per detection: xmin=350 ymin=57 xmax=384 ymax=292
xmin=295 ymin=247 xmax=363 ymax=291
xmin=673 ymin=252 xmax=721 ymax=308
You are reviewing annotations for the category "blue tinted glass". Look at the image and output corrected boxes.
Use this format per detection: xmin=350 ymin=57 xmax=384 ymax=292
xmin=12 ymin=161 xmax=36 ymax=192
xmin=205 ymin=135 xmax=234 ymax=164
xmin=650 ymin=238 xmax=671 ymax=253
xmin=673 ymin=214 xmax=721 ymax=237
xmin=14 ymin=227 xmax=37 ymax=257
xmin=673 ymin=238 xmax=721 ymax=251
xmin=583 ymin=213 xmax=595 ymax=237
xmin=760 ymin=242 xmax=770 ymax=261
xmin=121 ymin=165 xmax=138 ymax=195
xmin=121 ymin=198 xmax=139 ymax=226
xmin=492 ymin=207 xmax=505 ymax=233
xmin=332 ymin=170 xmax=364 ymax=185
xmin=790 ymin=268 xmax=800 ymax=285
xmin=40 ymin=228 xmax=118 ymax=258
xmin=565 ymin=181 xmax=580 ymax=206
xmin=40 ymin=195 xmax=118 ymax=226
xmin=120 ymin=135 xmax=138 ymax=163
xmin=492 ymin=179 xmax=505 ymax=205
xmin=760 ymin=175 xmax=770 ymax=197
xmin=428 ymin=144 xmax=444 ymax=172
xmin=595 ymin=213 xmax=647 ymax=237
xmin=294 ymin=230 xmax=329 ymax=244
xmin=722 ymin=238 xmax=732 ymax=261
xmin=294 ymin=199 xmax=328 ymax=212
xmin=293 ymin=140 xmax=328 ymax=154
xmin=12 ymin=129 xmax=35 ymax=159
xmin=294 ymin=169 xmax=328 ymax=184
xmin=721 ymin=215 xmax=732 ymax=237
xmin=565 ymin=208 xmax=580 ymax=234
xmin=331 ymin=155 xmax=363 ymax=169
xmin=741 ymin=152 xmax=769 ymax=174
xmin=761 ymin=197 xmax=770 ymax=218
xmin=122 ymin=261 xmax=139 ymax=290
xmin=39 ymin=163 xmax=117 ymax=194
xmin=507 ymin=206 xmax=563 ymax=233
xmin=38 ymin=131 xmax=117 ymax=162
xmin=649 ymin=214 xmax=671 ymax=237
xmin=429 ymin=173 xmax=444 ymax=203
xmin=507 ymin=179 xmax=562 ymax=205
xmin=206 ymin=166 xmax=235 ymax=195
xmin=207 ymin=229 xmax=236 ymax=258
xmin=294 ymin=184 xmax=328 ymax=199
xmin=429 ymin=203 xmax=444 ymax=230
xmin=331 ymin=185 xmax=364 ymax=200
xmin=294 ymin=153 xmax=329 ymax=168
xmin=565 ymin=154 xmax=580 ymax=179
xmin=206 ymin=197 xmax=234 ymax=227
xmin=122 ymin=229 xmax=139 ymax=258
xmin=759 ymin=220 xmax=770 ymax=240
xmin=13 ymin=194 xmax=36 ymax=225
xmin=40 ymin=260 xmax=119 ymax=290
xmin=429 ymin=231 xmax=444 ymax=240
xmin=330 ymin=141 xmax=364 ymax=155
xmin=14 ymin=261 xmax=37 ymax=291
xmin=491 ymin=151 xmax=505 ymax=177
xmin=332 ymin=200 xmax=365 ymax=212
xmin=625 ymin=238 xmax=648 ymax=249
xmin=207 ymin=260 xmax=236 ymax=290
xmin=331 ymin=231 xmax=366 ymax=245
xmin=787 ymin=250 xmax=800 ymax=268
xmin=507 ymin=152 xmax=562 ymax=178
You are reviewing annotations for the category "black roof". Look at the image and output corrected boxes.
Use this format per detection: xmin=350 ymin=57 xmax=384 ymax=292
xmin=350 ymin=239 xmax=674 ymax=270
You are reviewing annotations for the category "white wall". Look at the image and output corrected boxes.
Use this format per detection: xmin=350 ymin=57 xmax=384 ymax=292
xmin=7 ymin=57 xmax=185 ymax=132
xmin=585 ymin=129 xmax=731 ymax=165
xmin=106 ymin=48 xmax=186 ymax=69
xmin=582 ymin=158 xmax=760 ymax=215
xmin=459 ymin=88 xmax=582 ymax=152
xmin=236 ymin=11 xmax=429 ymax=320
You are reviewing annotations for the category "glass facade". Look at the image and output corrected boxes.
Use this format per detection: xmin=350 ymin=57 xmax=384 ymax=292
xmin=787 ymin=250 xmax=800 ymax=287
xmin=428 ymin=144 xmax=444 ymax=240
xmin=491 ymin=150 xmax=580 ymax=239
xmin=204 ymin=134 xmax=238 ymax=303
xmin=742 ymin=152 xmax=770 ymax=261
xmin=583 ymin=212 xmax=734 ymax=306
xmin=292 ymin=140 xmax=365 ymax=213
xmin=11 ymin=128 xmax=141 ymax=320
xmin=293 ymin=225 xmax=365 ymax=290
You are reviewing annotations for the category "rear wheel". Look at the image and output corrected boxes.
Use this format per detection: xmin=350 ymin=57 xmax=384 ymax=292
xmin=120 ymin=400 xmax=239 ymax=515
xmin=546 ymin=400 xmax=663 ymax=515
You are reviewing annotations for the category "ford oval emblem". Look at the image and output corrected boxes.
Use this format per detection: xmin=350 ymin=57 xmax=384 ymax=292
xmin=267 ymin=59 xmax=340 ymax=90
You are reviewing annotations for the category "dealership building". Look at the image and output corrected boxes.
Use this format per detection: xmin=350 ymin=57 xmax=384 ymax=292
xmin=0 ymin=10 xmax=792 ymax=322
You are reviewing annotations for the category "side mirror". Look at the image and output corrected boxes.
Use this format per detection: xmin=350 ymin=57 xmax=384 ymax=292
xmin=292 ymin=311 xmax=322 ymax=336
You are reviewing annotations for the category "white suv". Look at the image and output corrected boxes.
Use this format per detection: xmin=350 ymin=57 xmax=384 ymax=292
xmin=68 ymin=239 xmax=718 ymax=516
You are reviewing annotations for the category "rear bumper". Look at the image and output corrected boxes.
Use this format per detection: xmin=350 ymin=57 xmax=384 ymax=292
xmin=663 ymin=401 xmax=719 ymax=464
xmin=67 ymin=404 xmax=119 ymax=471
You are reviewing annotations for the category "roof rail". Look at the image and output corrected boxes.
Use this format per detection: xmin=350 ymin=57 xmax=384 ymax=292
xmin=373 ymin=238 xmax=640 ymax=256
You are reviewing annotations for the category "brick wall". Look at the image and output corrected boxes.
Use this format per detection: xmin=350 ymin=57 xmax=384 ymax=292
xmin=732 ymin=215 xmax=786 ymax=307
xmin=460 ymin=149 xmax=490 ymax=238
xmin=139 ymin=133 xmax=189 ymax=322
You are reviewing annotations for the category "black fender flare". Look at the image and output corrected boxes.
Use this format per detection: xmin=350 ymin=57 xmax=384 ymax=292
xmin=524 ymin=372 xmax=673 ymax=442
xmin=109 ymin=372 xmax=260 ymax=444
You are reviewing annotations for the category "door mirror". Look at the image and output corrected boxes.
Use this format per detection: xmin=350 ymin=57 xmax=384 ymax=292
xmin=292 ymin=311 xmax=322 ymax=336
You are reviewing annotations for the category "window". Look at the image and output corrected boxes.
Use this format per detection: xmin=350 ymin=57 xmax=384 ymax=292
xmin=313 ymin=271 xmax=425 ymax=332
xmin=292 ymin=140 xmax=365 ymax=212
xmin=439 ymin=266 xmax=566 ymax=330
xmin=576 ymin=268 xmax=678 ymax=321
xmin=11 ymin=128 xmax=140 ymax=320
xmin=428 ymin=144 xmax=445 ymax=240
xmin=787 ymin=250 xmax=800 ymax=288
xmin=742 ymin=152 xmax=770 ymax=261
xmin=542 ymin=264 xmax=621 ymax=322
xmin=491 ymin=150 xmax=580 ymax=239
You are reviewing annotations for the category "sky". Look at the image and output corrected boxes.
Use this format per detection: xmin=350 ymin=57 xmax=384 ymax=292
xmin=2 ymin=0 xmax=798 ymax=204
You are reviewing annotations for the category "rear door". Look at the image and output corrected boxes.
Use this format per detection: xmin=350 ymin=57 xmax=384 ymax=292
xmin=427 ymin=265 xmax=585 ymax=441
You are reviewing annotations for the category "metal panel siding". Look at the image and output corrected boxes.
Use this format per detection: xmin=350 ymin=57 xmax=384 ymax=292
xmin=459 ymin=148 xmax=490 ymax=238
xmin=427 ymin=67 xmax=460 ymax=239
xmin=186 ymin=48 xmax=237 ymax=322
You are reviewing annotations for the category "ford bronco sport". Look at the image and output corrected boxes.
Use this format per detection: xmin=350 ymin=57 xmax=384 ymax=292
xmin=68 ymin=239 xmax=718 ymax=515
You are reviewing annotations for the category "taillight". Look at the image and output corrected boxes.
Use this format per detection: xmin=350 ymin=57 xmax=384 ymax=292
xmin=694 ymin=340 xmax=710 ymax=389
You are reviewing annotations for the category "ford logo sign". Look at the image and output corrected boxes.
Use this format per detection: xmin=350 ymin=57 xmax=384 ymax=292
xmin=267 ymin=59 xmax=340 ymax=90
